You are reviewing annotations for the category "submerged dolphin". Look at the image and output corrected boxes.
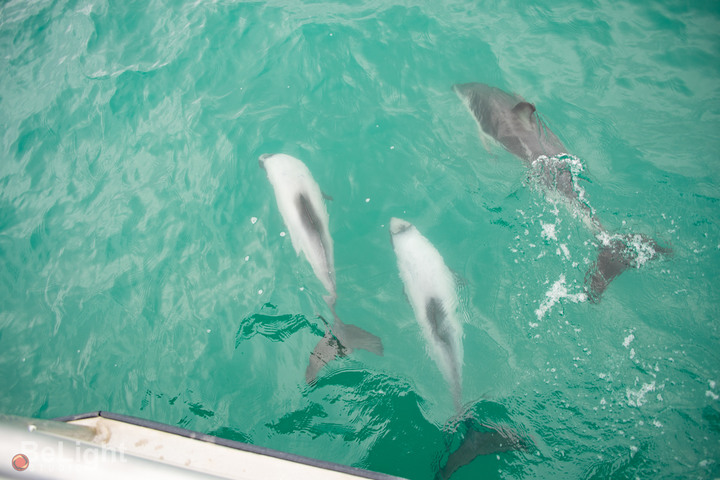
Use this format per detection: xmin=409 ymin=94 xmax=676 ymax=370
xmin=453 ymin=82 xmax=670 ymax=301
xmin=390 ymin=217 xmax=463 ymax=411
xmin=260 ymin=153 xmax=383 ymax=382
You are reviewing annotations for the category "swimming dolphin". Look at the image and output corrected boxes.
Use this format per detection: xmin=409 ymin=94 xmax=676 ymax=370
xmin=390 ymin=217 xmax=463 ymax=411
xmin=260 ymin=153 xmax=383 ymax=382
xmin=453 ymin=82 xmax=599 ymax=229
xmin=453 ymin=82 xmax=670 ymax=301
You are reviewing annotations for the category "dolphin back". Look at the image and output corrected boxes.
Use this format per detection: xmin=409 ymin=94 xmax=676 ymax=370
xmin=453 ymin=82 xmax=566 ymax=163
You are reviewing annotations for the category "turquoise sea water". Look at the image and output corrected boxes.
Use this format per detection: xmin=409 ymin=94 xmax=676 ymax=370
xmin=1 ymin=0 xmax=719 ymax=478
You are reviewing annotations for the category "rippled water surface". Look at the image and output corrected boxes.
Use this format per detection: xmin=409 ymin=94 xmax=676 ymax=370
xmin=1 ymin=0 xmax=719 ymax=478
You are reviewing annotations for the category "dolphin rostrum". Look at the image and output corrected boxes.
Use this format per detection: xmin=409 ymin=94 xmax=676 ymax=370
xmin=453 ymin=82 xmax=670 ymax=301
xmin=390 ymin=217 xmax=463 ymax=411
xmin=260 ymin=153 xmax=383 ymax=382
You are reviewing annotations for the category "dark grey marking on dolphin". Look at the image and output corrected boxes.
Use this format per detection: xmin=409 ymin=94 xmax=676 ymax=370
xmin=295 ymin=192 xmax=333 ymax=293
xmin=453 ymin=82 xmax=671 ymax=301
xmin=297 ymin=193 xmax=321 ymax=233
xmin=426 ymin=298 xmax=453 ymax=351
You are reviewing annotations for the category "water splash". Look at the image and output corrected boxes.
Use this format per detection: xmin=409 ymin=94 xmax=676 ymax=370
xmin=528 ymin=154 xmax=601 ymax=232
xmin=595 ymin=231 xmax=661 ymax=269
xmin=535 ymin=274 xmax=588 ymax=321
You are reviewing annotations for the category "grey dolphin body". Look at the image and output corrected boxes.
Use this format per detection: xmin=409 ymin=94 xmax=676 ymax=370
xmin=453 ymin=82 xmax=669 ymax=301
xmin=260 ymin=153 xmax=383 ymax=382
xmin=453 ymin=82 xmax=565 ymax=164
xmin=453 ymin=82 xmax=598 ymax=228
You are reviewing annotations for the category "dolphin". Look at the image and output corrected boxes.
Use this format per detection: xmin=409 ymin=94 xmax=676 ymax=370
xmin=453 ymin=82 xmax=599 ymax=229
xmin=390 ymin=217 xmax=463 ymax=412
xmin=260 ymin=153 xmax=383 ymax=382
xmin=453 ymin=82 xmax=670 ymax=301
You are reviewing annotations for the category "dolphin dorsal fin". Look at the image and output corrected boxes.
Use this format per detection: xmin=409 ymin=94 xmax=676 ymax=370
xmin=512 ymin=101 xmax=536 ymax=122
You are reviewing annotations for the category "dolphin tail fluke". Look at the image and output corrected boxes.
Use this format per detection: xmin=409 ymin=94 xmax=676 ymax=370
xmin=326 ymin=300 xmax=384 ymax=357
xmin=305 ymin=328 xmax=347 ymax=384
xmin=438 ymin=422 xmax=527 ymax=480
xmin=333 ymin=320 xmax=384 ymax=357
xmin=585 ymin=232 xmax=672 ymax=302
xmin=305 ymin=309 xmax=384 ymax=383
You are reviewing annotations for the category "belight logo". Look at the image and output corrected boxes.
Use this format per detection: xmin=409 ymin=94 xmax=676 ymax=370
xmin=12 ymin=453 xmax=29 ymax=471
xmin=10 ymin=440 xmax=128 ymax=474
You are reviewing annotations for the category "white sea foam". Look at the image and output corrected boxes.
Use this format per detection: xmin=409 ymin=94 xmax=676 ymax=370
xmin=595 ymin=232 xmax=659 ymax=268
xmin=627 ymin=381 xmax=656 ymax=407
xmin=628 ymin=234 xmax=658 ymax=267
xmin=540 ymin=222 xmax=557 ymax=241
xmin=597 ymin=230 xmax=614 ymax=247
xmin=535 ymin=274 xmax=587 ymax=320
xmin=623 ymin=333 xmax=635 ymax=348
xmin=530 ymin=154 xmax=593 ymax=223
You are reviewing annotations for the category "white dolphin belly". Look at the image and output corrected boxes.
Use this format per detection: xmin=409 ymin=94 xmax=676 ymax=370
xmin=260 ymin=153 xmax=335 ymax=300
xmin=261 ymin=153 xmax=383 ymax=383
xmin=390 ymin=217 xmax=463 ymax=410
